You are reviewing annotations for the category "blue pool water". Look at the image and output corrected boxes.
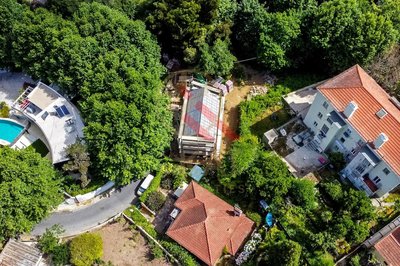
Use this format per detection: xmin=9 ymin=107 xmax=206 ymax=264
xmin=0 ymin=119 xmax=24 ymax=143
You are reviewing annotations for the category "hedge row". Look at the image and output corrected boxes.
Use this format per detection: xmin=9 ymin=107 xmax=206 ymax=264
xmin=160 ymin=240 xmax=199 ymax=266
xmin=124 ymin=208 xmax=158 ymax=238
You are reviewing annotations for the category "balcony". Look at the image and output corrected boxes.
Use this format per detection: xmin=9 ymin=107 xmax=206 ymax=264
xmin=342 ymin=171 xmax=377 ymax=197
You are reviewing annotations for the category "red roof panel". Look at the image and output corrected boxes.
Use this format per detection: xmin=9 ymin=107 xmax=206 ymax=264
xmin=375 ymin=227 xmax=400 ymax=266
xmin=166 ymin=182 xmax=255 ymax=265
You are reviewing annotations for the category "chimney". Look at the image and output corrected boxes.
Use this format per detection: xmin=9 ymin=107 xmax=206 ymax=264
xmin=343 ymin=101 xmax=358 ymax=118
xmin=234 ymin=204 xmax=242 ymax=216
xmin=374 ymin=133 xmax=389 ymax=149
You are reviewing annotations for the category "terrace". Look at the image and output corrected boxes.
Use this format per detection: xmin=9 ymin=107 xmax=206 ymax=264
xmin=12 ymin=82 xmax=84 ymax=163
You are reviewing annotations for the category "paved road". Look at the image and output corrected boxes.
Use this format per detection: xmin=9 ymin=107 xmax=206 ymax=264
xmin=31 ymin=180 xmax=140 ymax=237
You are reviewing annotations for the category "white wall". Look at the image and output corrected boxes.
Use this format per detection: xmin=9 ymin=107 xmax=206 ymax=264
xmin=304 ymin=91 xmax=400 ymax=197
xmin=369 ymin=161 xmax=400 ymax=197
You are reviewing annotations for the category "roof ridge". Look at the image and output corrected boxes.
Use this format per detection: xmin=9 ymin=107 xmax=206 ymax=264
xmin=355 ymin=64 xmax=365 ymax=88
xmin=203 ymin=221 xmax=213 ymax=265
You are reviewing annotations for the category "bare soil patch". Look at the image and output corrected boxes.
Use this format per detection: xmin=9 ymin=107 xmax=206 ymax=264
xmin=96 ymin=221 xmax=170 ymax=266
xmin=220 ymin=65 xmax=269 ymax=155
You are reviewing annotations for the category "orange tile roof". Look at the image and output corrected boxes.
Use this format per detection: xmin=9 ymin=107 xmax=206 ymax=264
xmin=318 ymin=65 xmax=400 ymax=176
xmin=374 ymin=227 xmax=400 ymax=266
xmin=166 ymin=182 xmax=255 ymax=265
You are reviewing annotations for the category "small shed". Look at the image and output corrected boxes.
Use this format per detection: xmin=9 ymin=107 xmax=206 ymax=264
xmin=0 ymin=239 xmax=43 ymax=266
xmin=189 ymin=165 xmax=205 ymax=182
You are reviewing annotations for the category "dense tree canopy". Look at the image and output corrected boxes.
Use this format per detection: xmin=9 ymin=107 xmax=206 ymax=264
xmin=9 ymin=3 xmax=173 ymax=184
xmin=310 ymin=0 xmax=397 ymax=71
xmin=0 ymin=0 xmax=23 ymax=68
xmin=0 ymin=147 xmax=62 ymax=240
xmin=147 ymin=0 xmax=237 ymax=70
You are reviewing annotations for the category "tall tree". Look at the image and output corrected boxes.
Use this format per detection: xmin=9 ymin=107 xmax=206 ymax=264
xmin=310 ymin=0 xmax=397 ymax=71
xmin=0 ymin=0 xmax=23 ymax=68
xmin=0 ymin=147 xmax=62 ymax=240
xmin=198 ymin=38 xmax=237 ymax=76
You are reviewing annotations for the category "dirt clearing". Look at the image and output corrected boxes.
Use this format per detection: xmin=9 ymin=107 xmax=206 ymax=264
xmin=96 ymin=221 xmax=170 ymax=266
xmin=220 ymin=65 xmax=269 ymax=155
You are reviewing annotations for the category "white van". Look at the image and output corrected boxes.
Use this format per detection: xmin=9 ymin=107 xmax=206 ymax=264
xmin=137 ymin=174 xmax=154 ymax=196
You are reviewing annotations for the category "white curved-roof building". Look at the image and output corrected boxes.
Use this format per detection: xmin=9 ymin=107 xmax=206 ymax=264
xmin=12 ymin=82 xmax=84 ymax=163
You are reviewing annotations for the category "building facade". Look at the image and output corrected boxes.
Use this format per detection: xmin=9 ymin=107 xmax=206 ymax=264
xmin=303 ymin=65 xmax=400 ymax=197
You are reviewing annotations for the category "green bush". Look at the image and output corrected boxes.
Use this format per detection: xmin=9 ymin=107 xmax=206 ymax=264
xmin=52 ymin=243 xmax=70 ymax=266
xmin=160 ymin=240 xmax=199 ymax=266
xmin=70 ymin=233 xmax=103 ymax=266
xmin=145 ymin=191 xmax=166 ymax=212
xmin=328 ymin=152 xmax=346 ymax=170
xmin=245 ymin=211 xmax=262 ymax=226
xmin=0 ymin=102 xmax=10 ymax=118
xmin=148 ymin=241 xmax=164 ymax=259
xmin=124 ymin=208 xmax=158 ymax=238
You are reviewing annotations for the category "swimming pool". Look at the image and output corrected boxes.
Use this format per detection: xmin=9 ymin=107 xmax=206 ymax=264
xmin=0 ymin=119 xmax=24 ymax=144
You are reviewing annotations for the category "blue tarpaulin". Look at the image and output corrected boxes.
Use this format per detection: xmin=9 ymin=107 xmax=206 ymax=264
xmin=189 ymin=165 xmax=205 ymax=182
xmin=266 ymin=213 xmax=273 ymax=227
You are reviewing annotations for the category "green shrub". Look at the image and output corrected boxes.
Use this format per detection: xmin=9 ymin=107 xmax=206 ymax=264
xmin=148 ymin=241 xmax=164 ymax=259
xmin=145 ymin=191 xmax=166 ymax=212
xmin=290 ymin=179 xmax=317 ymax=210
xmin=328 ymin=152 xmax=346 ymax=170
xmin=160 ymin=240 xmax=199 ymax=266
xmin=70 ymin=233 xmax=103 ymax=266
xmin=124 ymin=208 xmax=158 ymax=238
xmin=38 ymin=225 xmax=64 ymax=254
xmin=245 ymin=211 xmax=262 ymax=226
xmin=0 ymin=102 xmax=10 ymax=118
xmin=161 ymin=178 xmax=173 ymax=190
xmin=52 ymin=243 xmax=70 ymax=266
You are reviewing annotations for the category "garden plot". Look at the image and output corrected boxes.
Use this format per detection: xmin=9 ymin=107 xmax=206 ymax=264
xmin=96 ymin=221 xmax=170 ymax=266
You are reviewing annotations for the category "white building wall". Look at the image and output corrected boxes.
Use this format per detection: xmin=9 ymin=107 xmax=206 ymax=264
xmin=368 ymin=162 xmax=400 ymax=197
xmin=304 ymin=91 xmax=400 ymax=198
xmin=304 ymin=92 xmax=333 ymax=133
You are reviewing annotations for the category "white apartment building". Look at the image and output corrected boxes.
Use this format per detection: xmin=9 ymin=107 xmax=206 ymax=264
xmin=303 ymin=65 xmax=400 ymax=197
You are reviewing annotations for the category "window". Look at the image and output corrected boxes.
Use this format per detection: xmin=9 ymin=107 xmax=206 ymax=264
xmin=313 ymin=121 xmax=318 ymax=127
xmin=321 ymin=124 xmax=329 ymax=134
xmin=323 ymin=101 xmax=329 ymax=109
xmin=327 ymin=117 xmax=333 ymax=125
xmin=318 ymin=112 xmax=323 ymax=119
xmin=383 ymin=168 xmax=390 ymax=175
xmin=376 ymin=108 xmax=387 ymax=119
xmin=356 ymin=159 xmax=371 ymax=174
xmin=344 ymin=128 xmax=352 ymax=138
xmin=340 ymin=137 xmax=345 ymax=143
xmin=373 ymin=176 xmax=381 ymax=184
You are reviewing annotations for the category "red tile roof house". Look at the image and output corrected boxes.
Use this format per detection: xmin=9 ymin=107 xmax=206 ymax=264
xmin=166 ymin=181 xmax=255 ymax=265
xmin=302 ymin=65 xmax=400 ymax=197
xmin=373 ymin=227 xmax=400 ymax=266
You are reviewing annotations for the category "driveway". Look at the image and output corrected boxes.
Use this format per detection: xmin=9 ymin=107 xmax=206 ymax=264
xmin=31 ymin=180 xmax=140 ymax=237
